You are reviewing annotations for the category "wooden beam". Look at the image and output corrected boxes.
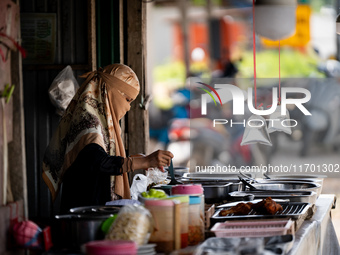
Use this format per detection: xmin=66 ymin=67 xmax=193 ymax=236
xmin=88 ymin=0 xmax=96 ymax=71
xmin=125 ymin=0 xmax=149 ymax=157
xmin=23 ymin=64 xmax=91 ymax=71
xmin=119 ymin=0 xmax=126 ymax=148
xmin=119 ymin=0 xmax=124 ymax=64
xmin=9 ymin=44 xmax=28 ymax=218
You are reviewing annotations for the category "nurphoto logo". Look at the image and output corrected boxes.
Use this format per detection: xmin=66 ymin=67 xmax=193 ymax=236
xmin=199 ymin=83 xmax=311 ymax=128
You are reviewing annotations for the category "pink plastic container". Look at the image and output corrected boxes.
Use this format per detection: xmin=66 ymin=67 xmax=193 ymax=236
xmin=85 ymin=240 xmax=137 ymax=255
xmin=172 ymin=184 xmax=203 ymax=195
xmin=144 ymin=199 xmax=174 ymax=207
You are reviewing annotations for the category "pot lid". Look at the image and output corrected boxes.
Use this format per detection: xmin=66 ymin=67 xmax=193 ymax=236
xmin=55 ymin=213 xmax=114 ymax=220
xmin=70 ymin=205 xmax=121 ymax=215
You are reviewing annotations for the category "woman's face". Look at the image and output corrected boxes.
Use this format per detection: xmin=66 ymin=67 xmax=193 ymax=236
xmin=118 ymin=90 xmax=133 ymax=104
xmin=124 ymin=95 xmax=133 ymax=104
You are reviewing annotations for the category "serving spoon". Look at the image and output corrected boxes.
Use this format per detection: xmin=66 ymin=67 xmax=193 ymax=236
xmin=168 ymin=159 xmax=183 ymax=185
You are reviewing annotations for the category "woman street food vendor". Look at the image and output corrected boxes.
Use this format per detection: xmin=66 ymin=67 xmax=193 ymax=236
xmin=42 ymin=63 xmax=173 ymax=213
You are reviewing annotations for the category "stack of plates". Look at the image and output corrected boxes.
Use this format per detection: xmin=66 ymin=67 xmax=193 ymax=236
xmin=137 ymin=244 xmax=156 ymax=255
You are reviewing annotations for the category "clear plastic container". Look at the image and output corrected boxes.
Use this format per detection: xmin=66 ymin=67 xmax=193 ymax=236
xmin=172 ymin=185 xmax=205 ymax=230
xmin=165 ymin=195 xmax=189 ymax=248
xmin=105 ymin=204 xmax=152 ymax=245
xmin=144 ymin=200 xmax=174 ymax=254
xmin=188 ymin=196 xmax=204 ymax=246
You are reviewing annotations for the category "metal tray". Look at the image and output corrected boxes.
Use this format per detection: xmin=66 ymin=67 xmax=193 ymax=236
xmin=265 ymin=174 xmax=326 ymax=180
xmin=248 ymin=181 xmax=322 ymax=197
xmin=263 ymin=177 xmax=323 ymax=185
xmin=180 ymin=179 xmax=242 ymax=186
xmin=211 ymin=202 xmax=311 ymax=223
xmin=182 ymin=172 xmax=253 ymax=181
xmin=228 ymin=190 xmax=317 ymax=204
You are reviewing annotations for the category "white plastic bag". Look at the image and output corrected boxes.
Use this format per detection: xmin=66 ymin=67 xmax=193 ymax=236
xmin=48 ymin=65 xmax=79 ymax=116
xmin=146 ymin=167 xmax=168 ymax=186
xmin=130 ymin=174 xmax=148 ymax=200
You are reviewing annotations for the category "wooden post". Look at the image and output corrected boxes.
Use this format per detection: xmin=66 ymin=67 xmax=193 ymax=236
xmin=119 ymin=0 xmax=124 ymax=64
xmin=125 ymin=0 xmax=149 ymax=162
xmin=88 ymin=0 xmax=96 ymax=71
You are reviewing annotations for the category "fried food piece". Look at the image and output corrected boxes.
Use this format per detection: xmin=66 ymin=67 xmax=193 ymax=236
xmin=249 ymin=199 xmax=264 ymax=212
xmin=219 ymin=202 xmax=252 ymax=216
xmin=262 ymin=197 xmax=283 ymax=215
xmin=251 ymin=197 xmax=283 ymax=215
xmin=218 ymin=197 xmax=283 ymax=216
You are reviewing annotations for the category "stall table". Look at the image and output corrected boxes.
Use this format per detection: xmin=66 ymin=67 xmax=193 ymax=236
xmin=288 ymin=194 xmax=340 ymax=255
xmin=43 ymin=195 xmax=340 ymax=255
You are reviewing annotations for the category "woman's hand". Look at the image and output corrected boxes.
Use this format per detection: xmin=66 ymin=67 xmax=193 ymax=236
xmin=131 ymin=150 xmax=174 ymax=171
xmin=145 ymin=150 xmax=174 ymax=171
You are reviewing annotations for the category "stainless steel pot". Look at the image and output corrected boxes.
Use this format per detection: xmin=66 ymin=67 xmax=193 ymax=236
xmin=55 ymin=213 xmax=113 ymax=249
xmin=179 ymin=179 xmax=242 ymax=203
xmin=203 ymin=183 xmax=234 ymax=203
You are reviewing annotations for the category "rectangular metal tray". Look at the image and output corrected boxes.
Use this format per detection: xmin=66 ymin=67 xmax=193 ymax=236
xmin=182 ymin=172 xmax=253 ymax=180
xmin=211 ymin=202 xmax=311 ymax=224
xmin=228 ymin=190 xmax=317 ymax=204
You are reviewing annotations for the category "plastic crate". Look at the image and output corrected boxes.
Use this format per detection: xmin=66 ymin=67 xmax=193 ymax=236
xmin=211 ymin=219 xmax=294 ymax=238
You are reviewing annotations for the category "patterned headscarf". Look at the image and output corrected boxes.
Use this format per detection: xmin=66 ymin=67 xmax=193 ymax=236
xmin=42 ymin=64 xmax=140 ymax=202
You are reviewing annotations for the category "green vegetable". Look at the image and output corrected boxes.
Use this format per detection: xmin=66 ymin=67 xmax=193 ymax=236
xmin=149 ymin=189 xmax=157 ymax=196
xmin=141 ymin=189 xmax=167 ymax=199
xmin=101 ymin=214 xmax=117 ymax=234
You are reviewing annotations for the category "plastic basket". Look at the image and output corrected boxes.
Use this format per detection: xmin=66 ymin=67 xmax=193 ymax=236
xmin=210 ymin=219 xmax=294 ymax=238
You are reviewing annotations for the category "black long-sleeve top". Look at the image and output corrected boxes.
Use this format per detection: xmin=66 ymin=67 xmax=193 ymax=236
xmin=60 ymin=143 xmax=124 ymax=213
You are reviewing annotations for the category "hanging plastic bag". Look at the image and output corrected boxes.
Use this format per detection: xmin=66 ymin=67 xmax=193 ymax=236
xmin=48 ymin=65 xmax=79 ymax=116
xmin=267 ymin=105 xmax=292 ymax=134
xmin=130 ymin=174 xmax=148 ymax=200
xmin=146 ymin=167 xmax=169 ymax=186
xmin=106 ymin=204 xmax=153 ymax=245
xmin=241 ymin=114 xmax=272 ymax=146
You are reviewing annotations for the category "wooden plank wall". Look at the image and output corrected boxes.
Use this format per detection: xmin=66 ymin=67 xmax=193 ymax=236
xmin=20 ymin=0 xmax=92 ymax=219
xmin=0 ymin=0 xmax=18 ymax=207
xmin=125 ymin=0 xmax=149 ymax=157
